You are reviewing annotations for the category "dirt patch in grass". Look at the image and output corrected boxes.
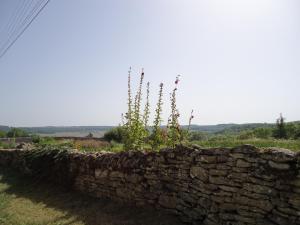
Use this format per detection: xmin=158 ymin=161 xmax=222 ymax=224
xmin=0 ymin=168 xmax=182 ymax=225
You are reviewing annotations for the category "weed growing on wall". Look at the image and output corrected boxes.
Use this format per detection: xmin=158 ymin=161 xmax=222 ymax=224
xmin=123 ymin=68 xmax=133 ymax=149
xmin=122 ymin=69 xmax=193 ymax=151
xmin=187 ymin=110 xmax=194 ymax=135
xmin=123 ymin=69 xmax=149 ymax=150
xmin=150 ymin=83 xmax=165 ymax=150
xmin=143 ymin=82 xmax=150 ymax=129
xmin=166 ymin=76 xmax=181 ymax=148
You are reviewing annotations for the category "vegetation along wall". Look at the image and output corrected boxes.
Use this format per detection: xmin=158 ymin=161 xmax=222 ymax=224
xmin=0 ymin=145 xmax=300 ymax=225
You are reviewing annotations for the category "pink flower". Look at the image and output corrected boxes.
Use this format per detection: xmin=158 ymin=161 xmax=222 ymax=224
xmin=175 ymin=75 xmax=180 ymax=84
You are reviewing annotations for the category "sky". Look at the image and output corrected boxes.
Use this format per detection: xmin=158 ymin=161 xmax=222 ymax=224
xmin=0 ymin=0 xmax=299 ymax=127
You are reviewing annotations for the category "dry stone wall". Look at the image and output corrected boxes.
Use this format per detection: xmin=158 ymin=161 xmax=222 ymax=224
xmin=0 ymin=145 xmax=300 ymax=225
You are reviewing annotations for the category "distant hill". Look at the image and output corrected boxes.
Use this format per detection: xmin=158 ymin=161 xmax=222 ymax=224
xmin=0 ymin=125 xmax=114 ymax=138
xmin=20 ymin=126 xmax=114 ymax=134
xmin=1 ymin=121 xmax=299 ymax=137
xmin=213 ymin=123 xmax=275 ymax=134
xmin=186 ymin=121 xmax=300 ymax=134
xmin=0 ymin=126 xmax=10 ymax=132
xmin=185 ymin=124 xmax=238 ymax=133
xmin=179 ymin=123 xmax=275 ymax=134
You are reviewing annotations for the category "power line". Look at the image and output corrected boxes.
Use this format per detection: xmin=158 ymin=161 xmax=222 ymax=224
xmin=2 ymin=0 xmax=43 ymax=52
xmin=0 ymin=0 xmax=48 ymax=58
xmin=0 ymin=0 xmax=51 ymax=59
xmin=0 ymin=1 xmax=25 ymax=50
xmin=0 ymin=0 xmax=31 ymax=53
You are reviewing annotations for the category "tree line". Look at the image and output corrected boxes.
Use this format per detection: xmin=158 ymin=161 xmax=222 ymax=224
xmin=0 ymin=128 xmax=29 ymax=138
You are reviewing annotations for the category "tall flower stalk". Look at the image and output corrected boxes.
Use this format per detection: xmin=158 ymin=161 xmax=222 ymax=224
xmin=187 ymin=110 xmax=194 ymax=133
xmin=151 ymin=83 xmax=164 ymax=149
xmin=143 ymin=82 xmax=150 ymax=128
xmin=167 ymin=75 xmax=181 ymax=148
xmin=126 ymin=67 xmax=132 ymax=125
xmin=182 ymin=109 xmax=194 ymax=143
xmin=124 ymin=68 xmax=147 ymax=150
xmin=122 ymin=69 xmax=193 ymax=151
xmin=133 ymin=69 xmax=144 ymax=122
xmin=123 ymin=67 xmax=134 ymax=150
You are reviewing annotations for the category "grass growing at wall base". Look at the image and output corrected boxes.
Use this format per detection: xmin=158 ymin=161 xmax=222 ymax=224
xmin=0 ymin=168 xmax=180 ymax=225
xmin=0 ymin=169 xmax=82 ymax=225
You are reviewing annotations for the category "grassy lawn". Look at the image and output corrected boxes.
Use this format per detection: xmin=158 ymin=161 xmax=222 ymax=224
xmin=0 ymin=169 xmax=181 ymax=225
xmin=3 ymin=136 xmax=299 ymax=153
xmin=72 ymin=138 xmax=300 ymax=152
xmin=192 ymin=138 xmax=300 ymax=151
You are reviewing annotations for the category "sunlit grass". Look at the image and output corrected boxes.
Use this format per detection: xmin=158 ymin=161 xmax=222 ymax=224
xmin=3 ymin=136 xmax=299 ymax=153
xmin=192 ymin=138 xmax=300 ymax=151
xmin=75 ymin=139 xmax=300 ymax=152
xmin=0 ymin=141 xmax=16 ymax=149
xmin=0 ymin=171 xmax=84 ymax=225
xmin=0 ymin=169 xmax=180 ymax=225
xmin=78 ymin=142 xmax=124 ymax=153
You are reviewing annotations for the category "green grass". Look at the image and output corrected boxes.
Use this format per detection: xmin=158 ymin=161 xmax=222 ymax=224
xmin=75 ymin=139 xmax=300 ymax=152
xmin=36 ymin=137 xmax=74 ymax=148
xmin=33 ymin=137 xmax=124 ymax=153
xmin=78 ymin=143 xmax=124 ymax=153
xmin=5 ymin=136 xmax=299 ymax=153
xmin=35 ymin=137 xmax=300 ymax=152
xmin=192 ymin=138 xmax=300 ymax=151
xmin=0 ymin=168 xmax=180 ymax=225
xmin=0 ymin=169 xmax=82 ymax=225
xmin=0 ymin=141 xmax=16 ymax=149
xmin=73 ymin=138 xmax=300 ymax=152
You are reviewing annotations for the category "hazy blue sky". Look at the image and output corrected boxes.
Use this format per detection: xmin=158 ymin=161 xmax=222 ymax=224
xmin=0 ymin=0 xmax=299 ymax=126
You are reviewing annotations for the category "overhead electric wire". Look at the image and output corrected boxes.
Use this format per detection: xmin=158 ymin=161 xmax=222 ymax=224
xmin=0 ymin=0 xmax=37 ymax=56
xmin=3 ymin=0 xmax=42 ymax=49
xmin=1 ymin=0 xmax=31 ymax=52
xmin=0 ymin=0 xmax=51 ymax=59
xmin=6 ymin=1 xmax=27 ymax=37
xmin=0 ymin=0 xmax=45 ymax=57
xmin=0 ymin=1 xmax=25 ymax=50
